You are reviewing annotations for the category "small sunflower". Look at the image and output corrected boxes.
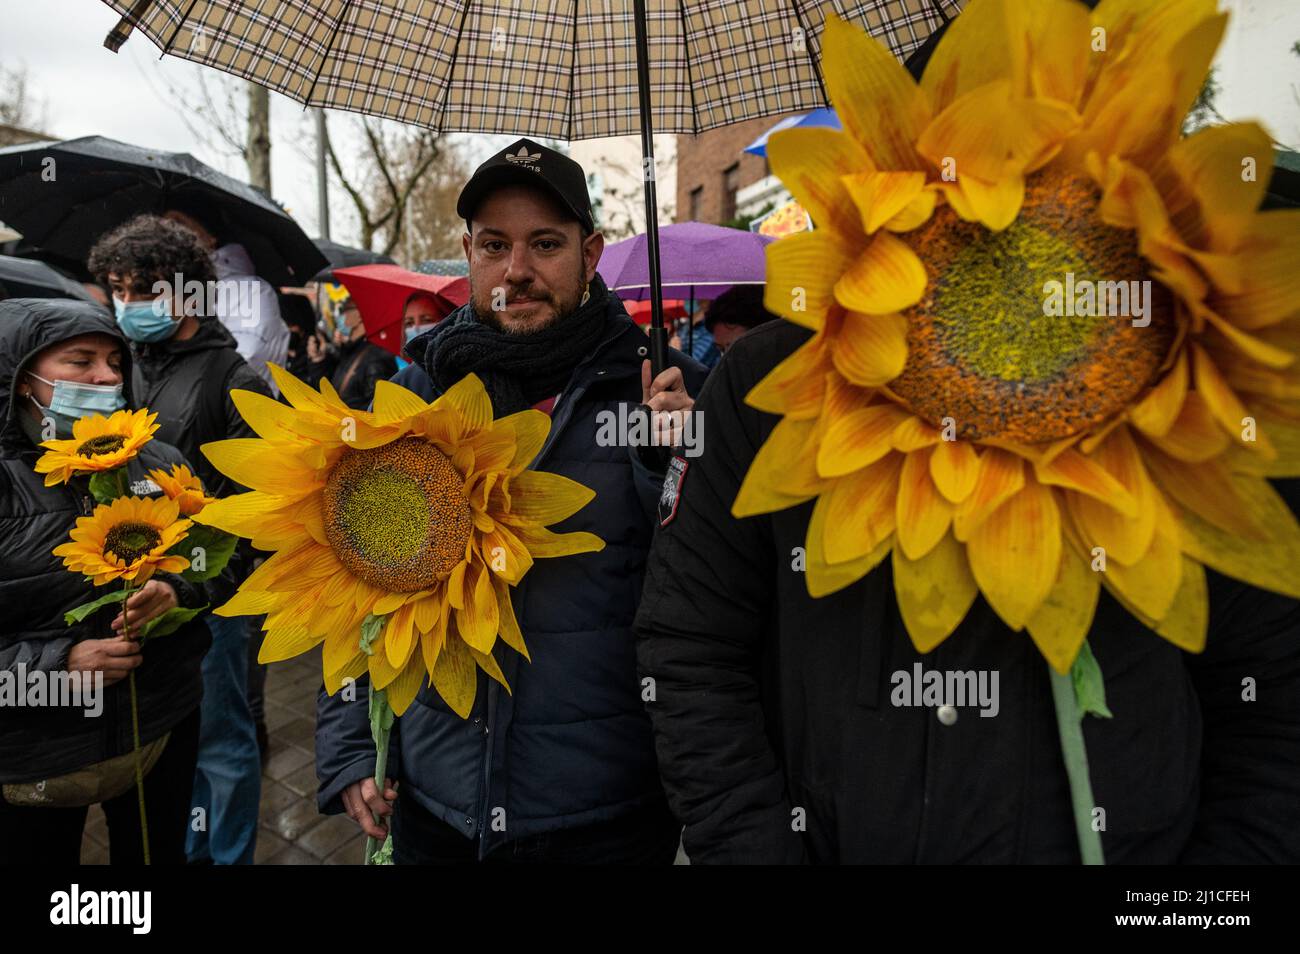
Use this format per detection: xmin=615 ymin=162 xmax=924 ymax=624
xmin=53 ymin=495 xmax=193 ymax=586
xmin=740 ymin=0 xmax=1300 ymax=673
xmin=34 ymin=408 xmax=159 ymax=487
xmin=148 ymin=463 xmax=214 ymax=516
xmin=195 ymin=365 xmax=604 ymax=716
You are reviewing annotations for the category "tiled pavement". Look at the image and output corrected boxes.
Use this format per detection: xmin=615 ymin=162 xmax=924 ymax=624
xmin=80 ymin=646 xmax=367 ymax=865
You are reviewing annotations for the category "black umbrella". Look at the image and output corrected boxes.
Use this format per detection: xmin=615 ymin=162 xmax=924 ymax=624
xmin=0 ymin=254 xmax=96 ymax=302
xmin=0 ymin=136 xmax=327 ymax=288
xmin=312 ymin=238 xmax=396 ymax=283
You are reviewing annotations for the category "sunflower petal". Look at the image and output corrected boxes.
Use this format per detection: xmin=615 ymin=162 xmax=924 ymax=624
xmin=434 ymin=373 xmax=492 ymax=435
xmin=733 ymin=418 xmax=822 ymax=516
xmin=834 ymin=232 xmax=928 ymax=315
xmin=1067 ymin=427 xmax=1157 ymax=564
xmin=1153 ymin=122 xmax=1273 ymax=252
xmin=841 ymin=171 xmax=925 ymax=235
xmin=384 ymin=657 xmax=427 ymax=717
xmin=1129 ymin=351 xmax=1189 ymax=438
xmin=831 ymin=311 xmax=908 ymax=387
xmin=952 ymin=449 xmax=1024 ymax=541
xmin=892 ymin=531 xmax=977 ymax=653
xmin=745 ymin=336 xmax=828 ymax=419
xmin=817 ymin=404 xmax=908 ymax=478
xmin=1034 ymin=448 xmax=1136 ymax=516
xmin=500 ymin=409 xmax=549 ymax=472
xmin=822 ymin=12 xmax=929 ymax=170
xmin=764 ymin=231 xmax=855 ymax=331
xmin=767 ymin=126 xmax=875 ymax=238
xmin=1026 ymin=543 xmax=1098 ymax=675
xmin=1144 ymin=391 xmax=1229 ymax=462
xmin=492 ymin=574 xmax=530 ymax=662
xmin=432 ymin=632 xmax=478 ymax=718
xmin=805 ymin=495 xmax=893 ymax=598
xmin=1143 ymin=448 xmax=1267 ymax=537
xmin=454 ymin=562 xmax=499 ymax=654
xmin=929 ymin=439 xmax=980 ymax=504
xmin=822 ymin=454 xmax=902 ymax=564
xmin=503 ymin=470 xmax=596 ymax=525
xmin=1102 ymin=498 xmax=1183 ymax=620
xmin=966 ymin=477 xmax=1061 ymax=629
xmin=895 ymin=448 xmax=953 ymax=560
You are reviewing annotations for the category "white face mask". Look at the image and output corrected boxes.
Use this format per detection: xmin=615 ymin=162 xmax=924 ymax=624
xmin=404 ymin=322 xmax=437 ymax=342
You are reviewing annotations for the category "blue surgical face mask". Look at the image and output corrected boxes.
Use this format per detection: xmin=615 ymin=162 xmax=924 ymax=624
xmin=114 ymin=296 xmax=179 ymax=343
xmin=25 ymin=372 xmax=127 ymax=438
xmin=404 ymin=322 xmax=436 ymax=343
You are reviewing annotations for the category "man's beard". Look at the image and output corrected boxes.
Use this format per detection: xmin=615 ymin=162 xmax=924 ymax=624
xmin=470 ymin=266 xmax=587 ymax=335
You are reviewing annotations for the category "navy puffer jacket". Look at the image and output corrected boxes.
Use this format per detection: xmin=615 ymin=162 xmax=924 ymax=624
xmin=315 ymin=292 xmax=707 ymax=856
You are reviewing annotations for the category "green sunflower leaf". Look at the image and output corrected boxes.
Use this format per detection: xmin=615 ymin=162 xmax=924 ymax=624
xmin=88 ymin=469 xmax=124 ymax=505
xmin=170 ymin=524 xmax=238 ymax=582
xmin=63 ymin=587 xmax=131 ymax=626
xmin=1071 ymin=640 xmax=1113 ymax=720
xmin=137 ymin=604 xmax=209 ymax=642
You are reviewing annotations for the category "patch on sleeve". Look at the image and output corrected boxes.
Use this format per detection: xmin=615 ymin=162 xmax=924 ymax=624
xmin=658 ymin=456 xmax=689 ymax=527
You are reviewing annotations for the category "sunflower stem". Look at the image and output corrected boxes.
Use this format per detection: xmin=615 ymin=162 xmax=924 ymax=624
xmin=359 ymin=614 xmax=394 ymax=865
xmin=364 ymin=685 xmax=394 ymax=866
xmin=1049 ymin=662 xmax=1104 ymax=865
xmin=121 ymin=582 xmax=150 ymax=865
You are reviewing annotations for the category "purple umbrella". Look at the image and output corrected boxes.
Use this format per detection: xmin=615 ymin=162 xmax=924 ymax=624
xmin=598 ymin=221 xmax=774 ymax=353
xmin=598 ymin=221 xmax=773 ymax=302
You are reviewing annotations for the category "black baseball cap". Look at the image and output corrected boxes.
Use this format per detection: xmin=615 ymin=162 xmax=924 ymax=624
xmin=457 ymin=138 xmax=595 ymax=235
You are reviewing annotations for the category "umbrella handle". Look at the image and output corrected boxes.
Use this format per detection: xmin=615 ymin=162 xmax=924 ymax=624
xmin=648 ymin=325 xmax=668 ymax=380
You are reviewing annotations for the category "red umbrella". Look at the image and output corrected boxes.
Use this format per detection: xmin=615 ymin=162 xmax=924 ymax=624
xmin=623 ymin=298 xmax=687 ymax=327
xmin=333 ymin=264 xmax=469 ymax=357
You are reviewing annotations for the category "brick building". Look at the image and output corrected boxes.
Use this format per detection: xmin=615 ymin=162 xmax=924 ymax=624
xmin=675 ymin=114 xmax=799 ymax=226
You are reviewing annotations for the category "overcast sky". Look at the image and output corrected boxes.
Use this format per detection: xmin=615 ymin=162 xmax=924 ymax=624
xmin=3 ymin=0 xmax=1298 ymax=251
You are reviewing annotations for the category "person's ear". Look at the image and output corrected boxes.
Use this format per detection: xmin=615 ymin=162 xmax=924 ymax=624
xmin=582 ymin=230 xmax=604 ymax=281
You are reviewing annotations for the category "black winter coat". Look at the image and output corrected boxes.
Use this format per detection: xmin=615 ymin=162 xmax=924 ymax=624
xmin=0 ymin=299 xmax=211 ymax=783
xmin=635 ymin=320 xmax=1300 ymax=864
xmin=330 ymin=338 xmax=397 ymax=411
xmin=315 ymin=295 xmax=707 ymax=857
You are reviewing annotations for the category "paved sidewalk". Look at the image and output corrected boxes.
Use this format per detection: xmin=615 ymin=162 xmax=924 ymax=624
xmin=80 ymin=646 xmax=366 ymax=865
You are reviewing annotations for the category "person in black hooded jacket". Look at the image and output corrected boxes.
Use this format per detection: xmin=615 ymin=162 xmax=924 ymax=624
xmin=88 ymin=214 xmax=270 ymax=865
xmin=0 ymin=297 xmax=211 ymax=864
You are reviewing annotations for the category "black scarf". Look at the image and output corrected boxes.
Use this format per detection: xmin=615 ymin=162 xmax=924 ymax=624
xmin=409 ymin=273 xmax=614 ymax=415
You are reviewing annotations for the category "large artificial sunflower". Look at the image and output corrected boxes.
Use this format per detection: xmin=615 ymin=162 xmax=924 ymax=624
xmin=148 ymin=463 xmax=214 ymax=516
xmin=739 ymin=0 xmax=1300 ymax=672
xmin=53 ymin=494 xmax=192 ymax=586
xmin=34 ymin=408 xmax=159 ymax=486
xmin=195 ymin=366 xmax=603 ymax=716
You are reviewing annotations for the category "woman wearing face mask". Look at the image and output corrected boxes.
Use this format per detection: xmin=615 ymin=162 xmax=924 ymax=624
xmin=0 ymin=297 xmax=213 ymax=865
xmin=396 ymin=291 xmax=447 ymax=372
xmin=87 ymin=214 xmax=273 ymax=866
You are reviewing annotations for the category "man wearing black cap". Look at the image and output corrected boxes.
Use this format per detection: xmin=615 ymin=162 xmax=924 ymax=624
xmin=316 ymin=138 xmax=708 ymax=863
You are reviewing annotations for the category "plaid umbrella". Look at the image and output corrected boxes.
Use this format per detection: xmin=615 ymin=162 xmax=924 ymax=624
xmin=100 ymin=0 xmax=961 ymax=369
